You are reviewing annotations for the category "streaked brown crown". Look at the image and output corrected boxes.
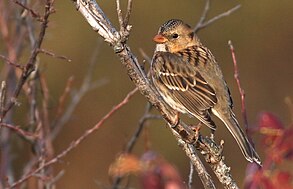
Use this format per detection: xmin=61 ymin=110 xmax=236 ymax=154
xmin=158 ymin=19 xmax=185 ymax=33
xmin=155 ymin=19 xmax=199 ymax=53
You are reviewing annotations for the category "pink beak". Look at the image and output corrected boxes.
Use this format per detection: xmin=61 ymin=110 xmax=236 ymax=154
xmin=153 ymin=34 xmax=168 ymax=43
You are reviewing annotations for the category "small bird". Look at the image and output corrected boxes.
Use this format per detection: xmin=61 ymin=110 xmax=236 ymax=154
xmin=151 ymin=19 xmax=261 ymax=165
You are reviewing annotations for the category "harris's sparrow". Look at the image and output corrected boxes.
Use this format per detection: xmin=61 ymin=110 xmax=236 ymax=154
xmin=151 ymin=19 xmax=261 ymax=165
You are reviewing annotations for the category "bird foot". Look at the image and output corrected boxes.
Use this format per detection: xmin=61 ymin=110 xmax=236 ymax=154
xmin=196 ymin=136 xmax=224 ymax=164
xmin=175 ymin=122 xmax=202 ymax=145
xmin=189 ymin=122 xmax=202 ymax=132
xmin=174 ymin=122 xmax=200 ymax=144
xmin=188 ymin=122 xmax=202 ymax=140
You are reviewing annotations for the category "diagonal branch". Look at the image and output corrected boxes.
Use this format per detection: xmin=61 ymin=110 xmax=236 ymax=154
xmin=124 ymin=0 xmax=133 ymax=28
xmin=71 ymin=0 xmax=240 ymax=188
xmin=51 ymin=39 xmax=107 ymax=139
xmin=1 ymin=0 xmax=55 ymax=121
xmin=8 ymin=87 xmax=138 ymax=188
xmin=0 ymin=55 xmax=24 ymax=70
xmin=194 ymin=2 xmax=241 ymax=33
xmin=194 ymin=0 xmax=210 ymax=32
xmin=111 ymin=102 xmax=160 ymax=189
xmin=13 ymin=0 xmax=42 ymax=20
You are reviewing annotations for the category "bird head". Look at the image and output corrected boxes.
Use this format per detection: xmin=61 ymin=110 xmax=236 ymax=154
xmin=153 ymin=19 xmax=198 ymax=53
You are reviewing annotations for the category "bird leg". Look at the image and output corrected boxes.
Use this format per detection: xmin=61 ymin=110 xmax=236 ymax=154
xmin=170 ymin=112 xmax=180 ymax=128
xmin=171 ymin=113 xmax=201 ymax=143
xmin=210 ymin=129 xmax=215 ymax=140
xmin=175 ymin=122 xmax=201 ymax=144
xmin=189 ymin=122 xmax=203 ymax=133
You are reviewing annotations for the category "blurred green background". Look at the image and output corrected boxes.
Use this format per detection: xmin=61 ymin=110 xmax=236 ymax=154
xmin=10 ymin=0 xmax=293 ymax=188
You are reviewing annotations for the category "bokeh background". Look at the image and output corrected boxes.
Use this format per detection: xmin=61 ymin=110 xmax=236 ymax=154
xmin=7 ymin=0 xmax=293 ymax=188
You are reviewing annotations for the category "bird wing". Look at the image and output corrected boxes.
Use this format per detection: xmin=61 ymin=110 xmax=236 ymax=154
xmin=152 ymin=52 xmax=217 ymax=129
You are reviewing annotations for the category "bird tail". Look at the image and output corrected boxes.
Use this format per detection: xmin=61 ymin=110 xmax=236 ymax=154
xmin=212 ymin=109 xmax=262 ymax=166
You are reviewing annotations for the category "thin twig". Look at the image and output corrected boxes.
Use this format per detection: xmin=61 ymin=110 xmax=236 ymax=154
xmin=0 ymin=2 xmax=19 ymax=186
xmin=116 ymin=0 xmax=124 ymax=32
xmin=139 ymin=48 xmax=152 ymax=65
xmin=8 ymin=88 xmax=138 ymax=188
xmin=126 ymin=114 xmax=161 ymax=153
xmin=188 ymin=161 xmax=194 ymax=189
xmin=0 ymin=1 xmax=55 ymax=187
xmin=111 ymin=103 xmax=161 ymax=189
xmin=38 ymin=48 xmax=72 ymax=62
xmin=84 ymin=39 xmax=104 ymax=85
xmin=54 ymin=76 xmax=75 ymax=124
xmin=1 ymin=0 xmax=55 ymax=120
xmin=47 ymin=170 xmax=65 ymax=188
xmin=13 ymin=0 xmax=42 ymax=21
xmin=228 ymin=40 xmax=248 ymax=132
xmin=115 ymin=0 xmax=133 ymax=31
xmin=0 ymin=55 xmax=24 ymax=70
xmin=126 ymin=103 xmax=151 ymax=152
xmin=37 ymin=70 xmax=54 ymax=188
xmin=51 ymin=76 xmax=107 ymax=139
xmin=0 ymin=123 xmax=35 ymax=140
xmin=0 ymin=81 xmax=6 ymax=122
xmin=51 ymin=39 xmax=107 ymax=139
xmin=71 ymin=1 xmax=241 ymax=188
xmin=194 ymin=0 xmax=210 ymax=32
xmin=123 ymin=0 xmax=133 ymax=28
xmin=177 ymin=135 xmax=216 ymax=189
xmin=195 ymin=4 xmax=241 ymax=33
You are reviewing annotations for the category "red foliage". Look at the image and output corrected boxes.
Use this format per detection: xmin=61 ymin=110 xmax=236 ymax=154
xmin=140 ymin=152 xmax=185 ymax=189
xmin=244 ymin=112 xmax=293 ymax=189
xmin=258 ymin=112 xmax=284 ymax=146
xmin=109 ymin=151 xmax=186 ymax=189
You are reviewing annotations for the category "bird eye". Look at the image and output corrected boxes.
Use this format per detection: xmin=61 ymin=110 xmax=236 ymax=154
xmin=171 ymin=33 xmax=179 ymax=39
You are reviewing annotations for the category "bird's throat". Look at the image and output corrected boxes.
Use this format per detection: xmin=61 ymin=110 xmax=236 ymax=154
xmin=155 ymin=44 xmax=167 ymax=52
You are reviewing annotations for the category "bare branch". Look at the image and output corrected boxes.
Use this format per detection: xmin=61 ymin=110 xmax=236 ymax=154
xmin=197 ymin=137 xmax=239 ymax=188
xmin=87 ymin=39 xmax=104 ymax=80
xmin=13 ymin=0 xmax=42 ymax=21
xmin=8 ymin=88 xmax=138 ymax=188
xmin=0 ymin=123 xmax=35 ymax=141
xmin=111 ymin=103 xmax=161 ymax=188
xmin=73 ymin=0 xmax=117 ymax=43
xmin=116 ymin=0 xmax=124 ymax=32
xmin=46 ymin=170 xmax=65 ymax=188
xmin=0 ymin=81 xmax=6 ymax=122
xmin=188 ymin=161 xmax=194 ymax=189
xmin=1 ymin=0 xmax=55 ymax=120
xmin=0 ymin=55 xmax=24 ymax=70
xmin=38 ymin=48 xmax=72 ymax=62
xmin=125 ymin=103 xmax=158 ymax=153
xmin=228 ymin=41 xmax=248 ymax=131
xmin=71 ymin=1 xmax=241 ymax=188
xmin=210 ymin=158 xmax=239 ymax=189
xmin=124 ymin=0 xmax=133 ymax=27
xmin=194 ymin=0 xmax=210 ymax=32
xmin=51 ymin=40 xmax=107 ymax=139
xmin=139 ymin=48 xmax=152 ymax=65
xmin=54 ymin=76 xmax=75 ymax=124
xmin=178 ymin=139 xmax=216 ymax=189
xmin=194 ymin=4 xmax=241 ymax=33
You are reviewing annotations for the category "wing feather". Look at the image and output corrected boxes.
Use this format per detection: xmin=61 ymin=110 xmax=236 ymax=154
xmin=152 ymin=51 xmax=217 ymax=129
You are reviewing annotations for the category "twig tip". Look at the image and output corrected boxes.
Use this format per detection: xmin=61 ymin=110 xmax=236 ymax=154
xmin=228 ymin=40 xmax=234 ymax=50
